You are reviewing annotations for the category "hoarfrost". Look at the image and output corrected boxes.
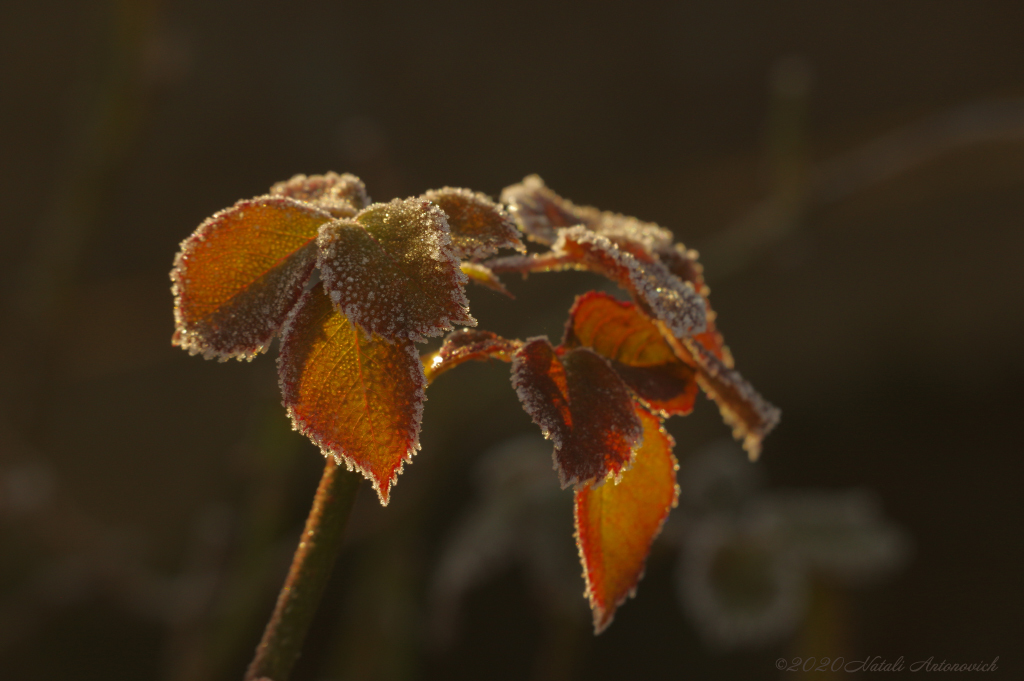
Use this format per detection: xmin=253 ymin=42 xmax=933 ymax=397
xmin=422 ymin=187 xmax=525 ymax=260
xmin=316 ymin=198 xmax=475 ymax=343
xmin=170 ymin=195 xmax=334 ymax=361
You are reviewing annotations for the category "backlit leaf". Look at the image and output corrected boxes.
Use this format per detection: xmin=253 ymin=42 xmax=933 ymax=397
xmin=422 ymin=187 xmax=525 ymax=260
xmin=170 ymin=196 xmax=335 ymax=361
xmin=423 ymin=329 xmax=520 ymax=382
xmin=575 ymin=405 xmax=678 ymax=633
xmin=317 ymin=198 xmax=475 ymax=342
xmin=563 ymin=292 xmax=698 ymax=416
xmin=657 ymin=330 xmax=781 ymax=460
xmin=460 ymin=262 xmax=514 ymax=298
xmin=501 ymin=174 xmax=674 ymax=255
xmin=270 ymin=172 xmax=370 ymax=218
xmin=488 ymin=226 xmax=707 ymax=338
xmin=511 ymin=338 xmax=642 ymax=488
xmin=656 ymin=243 xmax=732 ymax=365
xmin=277 ymin=282 xmax=426 ymax=505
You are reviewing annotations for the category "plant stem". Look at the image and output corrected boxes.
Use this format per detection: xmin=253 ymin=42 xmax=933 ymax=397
xmin=244 ymin=459 xmax=360 ymax=681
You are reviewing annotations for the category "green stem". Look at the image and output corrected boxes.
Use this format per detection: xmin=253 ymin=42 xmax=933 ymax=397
xmin=244 ymin=459 xmax=360 ymax=681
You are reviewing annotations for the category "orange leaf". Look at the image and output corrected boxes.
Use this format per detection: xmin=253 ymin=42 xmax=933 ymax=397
xmin=278 ymin=282 xmax=426 ymax=505
xmin=317 ymin=198 xmax=475 ymax=342
xmin=171 ymin=196 xmax=335 ymax=360
xmin=422 ymin=187 xmax=525 ymax=260
xmin=423 ymin=329 xmax=520 ymax=383
xmin=511 ymin=338 xmax=642 ymax=488
xmin=563 ymin=292 xmax=698 ymax=416
xmin=488 ymin=226 xmax=706 ymax=338
xmin=575 ymin=405 xmax=678 ymax=633
xmin=270 ymin=172 xmax=370 ymax=218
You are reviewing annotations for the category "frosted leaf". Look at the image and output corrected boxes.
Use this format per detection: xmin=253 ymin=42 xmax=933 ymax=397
xmin=500 ymin=174 xmax=674 ymax=256
xmin=575 ymin=405 xmax=678 ymax=633
xmin=511 ymin=338 xmax=642 ymax=488
xmin=170 ymin=195 xmax=335 ymax=361
xmin=488 ymin=226 xmax=707 ymax=338
xmin=562 ymin=291 xmax=698 ymax=417
xmin=460 ymin=262 xmax=513 ymax=298
xmin=656 ymin=243 xmax=732 ymax=365
xmin=422 ymin=187 xmax=525 ymax=260
xmin=317 ymin=198 xmax=476 ymax=342
xmin=270 ymin=171 xmax=370 ymax=218
xmin=277 ymin=282 xmax=426 ymax=505
xmin=423 ymin=329 xmax=520 ymax=383
xmin=674 ymin=336 xmax=781 ymax=460
xmin=499 ymin=174 xmax=580 ymax=245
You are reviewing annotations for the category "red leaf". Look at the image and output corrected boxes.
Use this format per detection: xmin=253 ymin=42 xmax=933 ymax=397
xmin=511 ymin=338 xmax=642 ymax=488
xmin=422 ymin=187 xmax=525 ymax=260
xmin=488 ymin=226 xmax=707 ymax=338
xmin=575 ymin=405 xmax=678 ymax=633
xmin=278 ymin=282 xmax=426 ymax=505
xmin=171 ymin=196 xmax=335 ymax=360
xmin=424 ymin=329 xmax=520 ymax=383
xmin=317 ymin=198 xmax=475 ymax=342
xmin=652 ymin=328 xmax=780 ymax=460
xmin=563 ymin=292 xmax=698 ymax=416
xmin=270 ymin=172 xmax=370 ymax=217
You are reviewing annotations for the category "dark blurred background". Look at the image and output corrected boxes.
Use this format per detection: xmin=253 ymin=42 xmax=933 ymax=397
xmin=2 ymin=1 xmax=1023 ymax=679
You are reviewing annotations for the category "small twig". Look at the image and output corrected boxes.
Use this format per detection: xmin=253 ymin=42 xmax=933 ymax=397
xmin=244 ymin=459 xmax=361 ymax=681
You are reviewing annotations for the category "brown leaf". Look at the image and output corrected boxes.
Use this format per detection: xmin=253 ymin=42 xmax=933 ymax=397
xmin=170 ymin=196 xmax=335 ymax=360
xmin=270 ymin=172 xmax=370 ymax=218
xmin=658 ymin=329 xmax=781 ymax=460
xmin=422 ymin=187 xmax=525 ymax=260
xmin=511 ymin=338 xmax=642 ymax=488
xmin=277 ymin=282 xmax=426 ymax=505
xmin=500 ymin=175 xmax=674 ymax=255
xmin=562 ymin=292 xmax=698 ymax=416
xmin=317 ymin=198 xmax=475 ymax=342
xmin=575 ymin=404 xmax=678 ymax=633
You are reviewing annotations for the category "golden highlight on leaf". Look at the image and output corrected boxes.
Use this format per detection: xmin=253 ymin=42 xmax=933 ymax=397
xmin=422 ymin=187 xmax=525 ymax=260
xmin=563 ymin=292 xmax=698 ymax=416
xmin=317 ymin=198 xmax=475 ymax=342
xmin=575 ymin=405 xmax=678 ymax=634
xmin=278 ymin=283 xmax=426 ymax=505
xmin=423 ymin=329 xmax=520 ymax=383
xmin=270 ymin=172 xmax=370 ymax=217
xmin=511 ymin=339 xmax=643 ymax=488
xmin=460 ymin=262 xmax=514 ymax=298
xmin=170 ymin=196 xmax=335 ymax=361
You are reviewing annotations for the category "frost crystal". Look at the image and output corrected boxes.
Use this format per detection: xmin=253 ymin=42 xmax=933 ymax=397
xmin=500 ymin=174 xmax=675 ymax=256
xmin=486 ymin=227 xmax=707 ymax=338
xmin=317 ymin=198 xmax=476 ymax=342
xmin=170 ymin=195 xmax=335 ymax=361
xmin=270 ymin=172 xmax=370 ymax=218
xmin=422 ymin=187 xmax=525 ymax=261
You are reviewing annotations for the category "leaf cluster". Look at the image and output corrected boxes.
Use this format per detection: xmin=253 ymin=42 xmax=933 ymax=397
xmin=170 ymin=172 xmax=779 ymax=632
